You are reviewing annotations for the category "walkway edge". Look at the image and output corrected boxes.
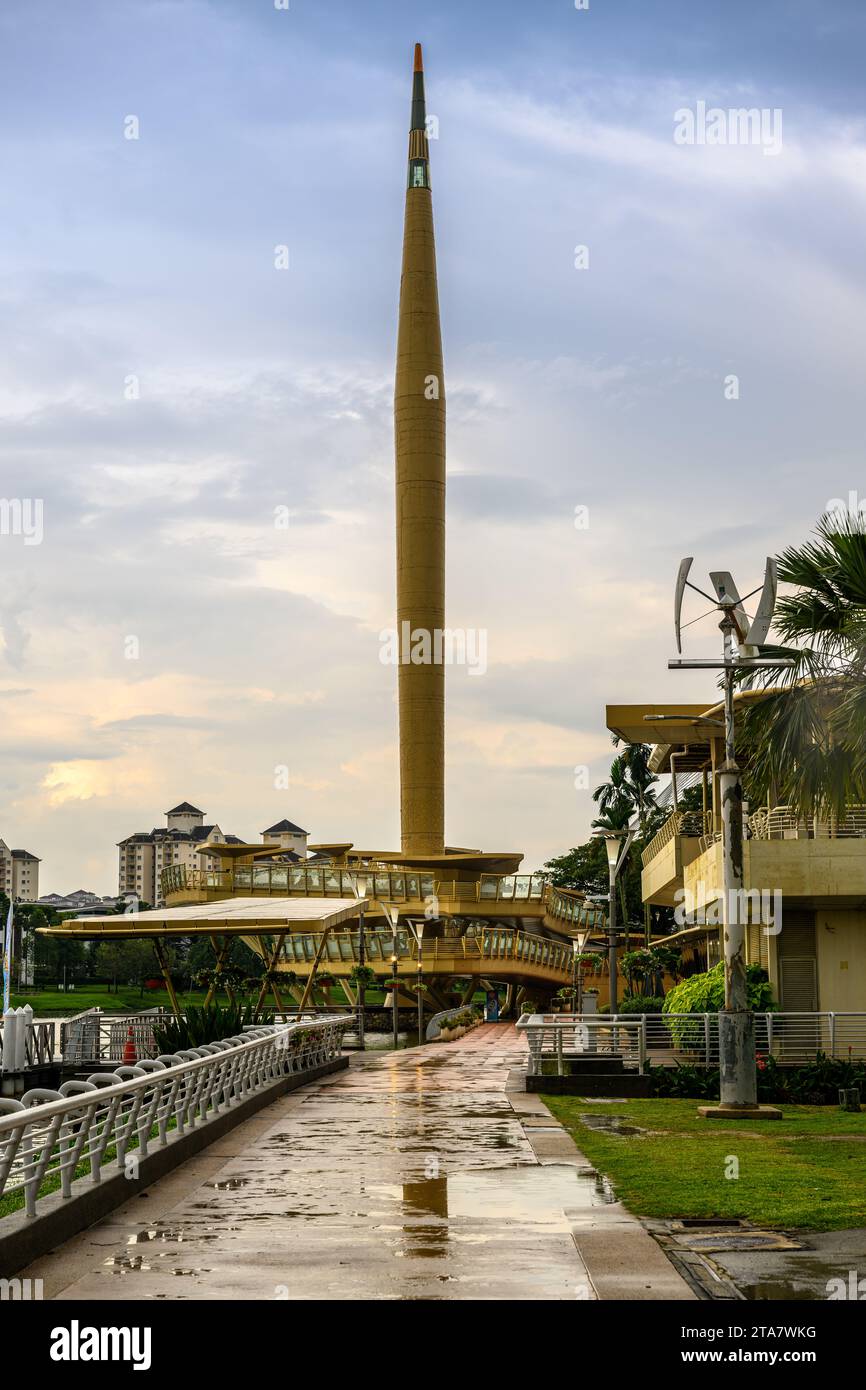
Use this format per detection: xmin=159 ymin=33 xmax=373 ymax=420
xmin=0 ymin=1055 xmax=348 ymax=1279
xmin=507 ymin=1075 xmax=697 ymax=1301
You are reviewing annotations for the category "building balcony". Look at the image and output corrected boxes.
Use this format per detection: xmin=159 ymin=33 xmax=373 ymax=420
xmin=642 ymin=804 xmax=866 ymax=912
xmin=640 ymin=810 xmax=712 ymax=907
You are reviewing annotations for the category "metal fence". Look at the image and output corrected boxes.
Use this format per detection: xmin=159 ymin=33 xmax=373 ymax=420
xmin=518 ymin=1015 xmax=646 ymax=1075
xmin=517 ymin=1011 xmax=866 ymax=1074
xmin=0 ymin=1011 xmax=56 ymax=1073
xmin=0 ymin=1016 xmax=351 ymax=1218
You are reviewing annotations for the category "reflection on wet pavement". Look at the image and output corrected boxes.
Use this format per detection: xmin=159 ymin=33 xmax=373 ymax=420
xmin=49 ymin=1025 xmax=603 ymax=1301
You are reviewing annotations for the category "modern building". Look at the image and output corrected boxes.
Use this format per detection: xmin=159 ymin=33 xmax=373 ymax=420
xmin=607 ymin=701 xmax=866 ymax=1014
xmin=0 ymin=839 xmax=41 ymax=903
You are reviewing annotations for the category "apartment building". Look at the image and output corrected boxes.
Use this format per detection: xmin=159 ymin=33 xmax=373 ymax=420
xmin=117 ymin=802 xmax=245 ymax=907
xmin=0 ymin=839 xmax=41 ymax=902
xmin=260 ymin=819 xmax=309 ymax=858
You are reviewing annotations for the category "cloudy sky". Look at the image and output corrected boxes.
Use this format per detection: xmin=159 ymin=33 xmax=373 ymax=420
xmin=1 ymin=0 xmax=865 ymax=893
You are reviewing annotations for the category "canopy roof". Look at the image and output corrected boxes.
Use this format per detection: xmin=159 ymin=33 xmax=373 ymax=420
xmin=606 ymin=692 xmax=773 ymax=773
xmin=37 ymin=896 xmax=367 ymax=939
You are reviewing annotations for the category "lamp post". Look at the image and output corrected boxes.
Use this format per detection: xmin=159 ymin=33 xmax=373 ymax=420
xmin=381 ymin=902 xmax=401 ymax=1052
xmin=350 ymin=873 xmax=370 ymax=1052
xmin=592 ymin=828 xmax=634 ymax=1015
xmin=415 ymin=919 xmax=425 ymax=1045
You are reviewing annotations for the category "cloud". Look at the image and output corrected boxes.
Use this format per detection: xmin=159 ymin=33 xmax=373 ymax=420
xmin=0 ymin=2 xmax=864 ymax=885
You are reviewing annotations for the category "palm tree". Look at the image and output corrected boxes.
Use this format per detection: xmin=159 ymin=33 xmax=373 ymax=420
xmin=592 ymin=753 xmax=634 ymax=825
xmin=591 ymin=768 xmax=634 ymax=946
xmin=741 ymin=511 xmax=866 ymax=817
xmin=594 ymin=743 xmax=660 ymax=945
xmin=618 ymin=742 xmax=660 ymax=836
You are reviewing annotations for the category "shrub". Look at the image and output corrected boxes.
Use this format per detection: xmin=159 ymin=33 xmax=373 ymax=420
xmin=646 ymin=1052 xmax=866 ymax=1103
xmin=153 ymin=1002 xmax=275 ymax=1053
xmin=662 ymin=963 xmax=775 ymax=1047
xmin=616 ymin=995 xmax=666 ymax=1015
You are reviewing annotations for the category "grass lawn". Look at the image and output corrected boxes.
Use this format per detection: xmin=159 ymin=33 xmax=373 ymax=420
xmin=542 ymin=1095 xmax=866 ymax=1231
xmin=10 ymin=984 xmax=212 ymax=1015
xmin=11 ymin=982 xmax=368 ymax=1016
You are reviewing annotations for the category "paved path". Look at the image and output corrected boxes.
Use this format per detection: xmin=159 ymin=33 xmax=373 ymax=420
xmin=23 ymin=1024 xmax=693 ymax=1301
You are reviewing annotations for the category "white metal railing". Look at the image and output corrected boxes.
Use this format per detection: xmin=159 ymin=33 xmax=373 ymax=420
xmin=517 ymin=1013 xmax=646 ymax=1075
xmin=60 ymin=1010 xmax=162 ymax=1066
xmin=517 ymin=1011 xmax=866 ymax=1073
xmin=59 ymin=1008 xmax=339 ymax=1065
xmin=0 ymin=1009 xmax=56 ymax=1073
xmin=749 ymin=805 xmax=866 ymax=841
xmin=0 ymin=1016 xmax=351 ymax=1219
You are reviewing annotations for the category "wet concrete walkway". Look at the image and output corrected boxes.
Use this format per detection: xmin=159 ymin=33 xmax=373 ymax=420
xmin=23 ymin=1024 xmax=693 ymax=1301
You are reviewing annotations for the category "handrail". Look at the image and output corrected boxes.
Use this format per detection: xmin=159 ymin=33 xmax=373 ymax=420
xmin=641 ymin=810 xmax=711 ymax=866
xmin=0 ymin=1014 xmax=56 ymax=1071
xmin=517 ymin=1013 xmax=646 ymax=1075
xmin=274 ymin=927 xmax=577 ymax=976
xmin=162 ymin=862 xmax=558 ymax=908
xmin=516 ymin=1011 xmax=866 ymax=1068
xmin=749 ymin=805 xmax=866 ymax=841
xmin=0 ymin=1016 xmax=351 ymax=1218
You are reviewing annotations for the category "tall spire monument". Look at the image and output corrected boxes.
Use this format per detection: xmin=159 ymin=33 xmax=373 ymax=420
xmin=394 ymin=43 xmax=446 ymax=856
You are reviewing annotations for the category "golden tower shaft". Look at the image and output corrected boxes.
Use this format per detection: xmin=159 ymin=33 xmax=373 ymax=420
xmin=394 ymin=43 xmax=446 ymax=856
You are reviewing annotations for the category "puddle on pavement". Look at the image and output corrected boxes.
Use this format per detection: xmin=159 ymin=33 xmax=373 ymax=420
xmin=715 ymin=1252 xmax=864 ymax=1301
xmin=128 ymin=1228 xmax=220 ymax=1245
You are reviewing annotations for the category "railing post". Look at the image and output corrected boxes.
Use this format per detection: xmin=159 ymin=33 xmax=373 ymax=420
xmin=766 ymin=1012 xmax=773 ymax=1059
xmin=829 ymin=1012 xmax=836 ymax=1059
xmin=704 ymin=1012 xmax=711 ymax=1068
xmin=638 ymin=1018 xmax=646 ymax=1074
xmin=556 ymin=1025 xmax=564 ymax=1077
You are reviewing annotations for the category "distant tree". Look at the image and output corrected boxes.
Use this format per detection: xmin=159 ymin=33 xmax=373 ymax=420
xmin=94 ymin=940 xmax=155 ymax=992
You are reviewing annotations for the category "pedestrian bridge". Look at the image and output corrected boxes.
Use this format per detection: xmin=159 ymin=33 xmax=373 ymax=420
xmin=160 ymin=863 xmax=604 ymax=936
xmin=40 ymin=896 xmax=603 ymax=1014
xmin=274 ymin=925 xmax=577 ymax=989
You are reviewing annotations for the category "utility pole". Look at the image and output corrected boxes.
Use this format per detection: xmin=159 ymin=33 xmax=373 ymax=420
xmin=668 ymin=557 xmax=792 ymax=1113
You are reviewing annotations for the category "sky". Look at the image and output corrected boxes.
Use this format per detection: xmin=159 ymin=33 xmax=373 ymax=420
xmin=1 ymin=0 xmax=865 ymax=893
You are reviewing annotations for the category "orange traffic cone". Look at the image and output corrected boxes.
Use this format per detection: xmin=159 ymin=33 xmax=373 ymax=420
xmin=122 ymin=1026 xmax=137 ymax=1064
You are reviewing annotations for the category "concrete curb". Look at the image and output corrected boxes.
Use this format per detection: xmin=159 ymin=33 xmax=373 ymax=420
xmin=0 ymin=1055 xmax=348 ymax=1278
xmin=507 ymin=1069 xmax=697 ymax=1301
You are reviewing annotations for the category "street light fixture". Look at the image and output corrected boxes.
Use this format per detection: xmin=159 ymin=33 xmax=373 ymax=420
xmin=591 ymin=827 xmax=634 ymax=1015
xmin=414 ymin=919 xmax=426 ymax=1045
xmin=350 ymin=872 xmax=371 ymax=1052
xmin=381 ymin=901 xmax=401 ymax=1052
